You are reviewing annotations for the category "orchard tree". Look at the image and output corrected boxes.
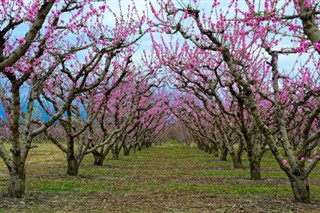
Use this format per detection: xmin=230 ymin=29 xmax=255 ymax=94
xmin=90 ymin=65 xmax=168 ymax=162
xmin=44 ymin=51 xmax=133 ymax=175
xmin=88 ymin=74 xmax=147 ymax=163
xmin=155 ymin=120 xmax=193 ymax=146
xmin=169 ymin=92 xmax=245 ymax=166
xmin=160 ymin=43 xmax=267 ymax=176
xmin=150 ymin=0 xmax=319 ymax=202
xmin=129 ymin=91 xmax=170 ymax=151
xmin=104 ymin=81 xmax=141 ymax=160
xmin=0 ymin=0 xmax=145 ymax=197
xmin=168 ymin=93 xmax=219 ymax=156
xmin=168 ymin=93 xmax=219 ymax=154
xmin=88 ymin=85 xmax=137 ymax=164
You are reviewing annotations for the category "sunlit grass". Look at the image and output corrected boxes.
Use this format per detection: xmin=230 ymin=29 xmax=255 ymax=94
xmin=1 ymin=139 xmax=320 ymax=206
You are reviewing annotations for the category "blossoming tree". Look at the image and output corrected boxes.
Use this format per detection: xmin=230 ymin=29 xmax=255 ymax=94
xmin=150 ymin=0 xmax=319 ymax=203
xmin=0 ymin=0 xmax=145 ymax=197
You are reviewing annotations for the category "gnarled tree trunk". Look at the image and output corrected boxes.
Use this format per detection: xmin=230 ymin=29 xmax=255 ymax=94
xmin=146 ymin=142 xmax=152 ymax=148
xmin=136 ymin=143 xmax=142 ymax=151
xmin=220 ymin=145 xmax=228 ymax=161
xmin=8 ymin=167 xmax=26 ymax=198
xmin=67 ymin=157 xmax=79 ymax=176
xmin=289 ymin=175 xmax=310 ymax=203
xmin=92 ymin=151 xmax=106 ymax=166
xmin=247 ymin=143 xmax=265 ymax=180
xmin=141 ymin=142 xmax=147 ymax=149
xmin=123 ymin=146 xmax=131 ymax=156
xmin=230 ymin=153 xmax=243 ymax=168
xmin=112 ymin=146 xmax=120 ymax=160
xmin=213 ymin=146 xmax=219 ymax=158
xmin=249 ymin=158 xmax=261 ymax=180
xmin=204 ymin=145 xmax=211 ymax=154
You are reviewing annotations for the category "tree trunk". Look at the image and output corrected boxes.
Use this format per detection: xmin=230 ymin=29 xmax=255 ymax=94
xmin=92 ymin=151 xmax=105 ymax=166
xmin=123 ymin=146 xmax=131 ymax=156
xmin=141 ymin=142 xmax=147 ymax=149
xmin=8 ymin=87 xmax=26 ymax=198
xmin=67 ymin=158 xmax=79 ymax=176
xmin=198 ymin=144 xmax=204 ymax=151
xmin=112 ymin=147 xmax=119 ymax=160
xmin=231 ymin=153 xmax=242 ymax=168
xmin=249 ymin=159 xmax=261 ymax=180
xmin=289 ymin=176 xmax=310 ymax=203
xmin=137 ymin=143 xmax=142 ymax=151
xmin=8 ymin=169 xmax=26 ymax=198
xmin=220 ymin=146 xmax=228 ymax=161
xmin=213 ymin=146 xmax=219 ymax=158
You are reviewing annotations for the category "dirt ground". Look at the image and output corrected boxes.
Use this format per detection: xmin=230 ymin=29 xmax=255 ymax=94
xmin=1 ymin=143 xmax=320 ymax=212
xmin=1 ymin=188 xmax=320 ymax=212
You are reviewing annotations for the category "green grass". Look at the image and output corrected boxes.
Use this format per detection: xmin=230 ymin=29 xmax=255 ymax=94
xmin=195 ymin=169 xmax=250 ymax=178
xmin=28 ymin=180 xmax=76 ymax=192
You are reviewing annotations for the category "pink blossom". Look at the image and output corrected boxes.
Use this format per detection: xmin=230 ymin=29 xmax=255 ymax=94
xmin=66 ymin=55 xmax=72 ymax=60
xmin=44 ymin=29 xmax=52 ymax=38
xmin=295 ymin=40 xmax=309 ymax=52
xmin=300 ymin=157 xmax=305 ymax=162
xmin=4 ymin=67 xmax=12 ymax=73
xmin=288 ymin=24 xmax=299 ymax=32
xmin=99 ymin=5 xmax=106 ymax=11
xmin=282 ymin=159 xmax=288 ymax=166
xmin=303 ymin=0 xmax=311 ymax=8
xmin=314 ymin=43 xmax=320 ymax=51
xmin=23 ymin=65 xmax=31 ymax=71
xmin=33 ymin=58 xmax=41 ymax=65
xmin=17 ymin=38 xmax=26 ymax=45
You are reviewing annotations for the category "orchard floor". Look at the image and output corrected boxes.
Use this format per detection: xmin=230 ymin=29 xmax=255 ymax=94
xmin=1 ymin=141 xmax=320 ymax=213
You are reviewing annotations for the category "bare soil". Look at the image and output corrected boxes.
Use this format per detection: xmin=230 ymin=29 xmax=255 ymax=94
xmin=1 ymin=189 xmax=320 ymax=212
xmin=1 ymin=143 xmax=320 ymax=212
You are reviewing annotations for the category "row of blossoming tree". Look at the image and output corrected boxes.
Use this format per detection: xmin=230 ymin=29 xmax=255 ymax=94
xmin=0 ymin=0 xmax=171 ymax=198
xmin=149 ymin=0 xmax=319 ymax=203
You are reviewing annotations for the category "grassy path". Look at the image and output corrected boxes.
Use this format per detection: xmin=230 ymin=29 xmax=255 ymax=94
xmin=1 ymin=141 xmax=320 ymax=212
